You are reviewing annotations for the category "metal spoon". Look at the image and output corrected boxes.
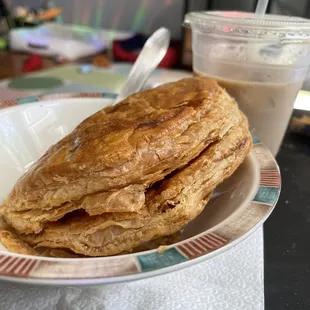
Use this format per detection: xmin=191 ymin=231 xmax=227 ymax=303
xmin=113 ymin=27 xmax=171 ymax=105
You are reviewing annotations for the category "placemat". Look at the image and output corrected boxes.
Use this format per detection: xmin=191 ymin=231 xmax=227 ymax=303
xmin=0 ymin=63 xmax=192 ymax=100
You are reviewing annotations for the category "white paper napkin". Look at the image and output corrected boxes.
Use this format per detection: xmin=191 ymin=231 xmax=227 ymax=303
xmin=0 ymin=228 xmax=263 ymax=310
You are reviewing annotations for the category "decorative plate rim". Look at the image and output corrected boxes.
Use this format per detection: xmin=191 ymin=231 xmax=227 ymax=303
xmin=0 ymin=93 xmax=281 ymax=285
xmin=0 ymin=92 xmax=118 ymax=110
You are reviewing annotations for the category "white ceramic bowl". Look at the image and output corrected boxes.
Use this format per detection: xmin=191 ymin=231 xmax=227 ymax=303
xmin=0 ymin=94 xmax=280 ymax=286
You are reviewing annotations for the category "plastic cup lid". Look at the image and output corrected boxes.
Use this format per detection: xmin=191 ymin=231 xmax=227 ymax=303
xmin=184 ymin=11 xmax=310 ymax=41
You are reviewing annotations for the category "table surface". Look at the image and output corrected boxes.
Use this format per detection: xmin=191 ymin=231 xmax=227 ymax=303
xmin=265 ymin=132 xmax=310 ymax=309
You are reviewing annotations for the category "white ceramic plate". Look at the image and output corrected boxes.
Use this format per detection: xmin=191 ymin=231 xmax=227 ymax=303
xmin=0 ymin=94 xmax=281 ymax=286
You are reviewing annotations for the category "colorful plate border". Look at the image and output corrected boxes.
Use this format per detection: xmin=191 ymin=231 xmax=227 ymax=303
xmin=0 ymin=93 xmax=281 ymax=286
xmin=0 ymin=92 xmax=117 ymax=109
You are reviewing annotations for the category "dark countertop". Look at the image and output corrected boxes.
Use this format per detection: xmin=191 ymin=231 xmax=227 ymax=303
xmin=265 ymin=132 xmax=310 ymax=309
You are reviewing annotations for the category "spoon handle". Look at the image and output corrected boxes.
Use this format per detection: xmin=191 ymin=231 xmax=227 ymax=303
xmin=114 ymin=28 xmax=170 ymax=105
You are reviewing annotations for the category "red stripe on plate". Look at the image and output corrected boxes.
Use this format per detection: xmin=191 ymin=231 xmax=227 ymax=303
xmin=0 ymin=257 xmax=17 ymax=272
xmin=207 ymin=234 xmax=225 ymax=247
xmin=189 ymin=240 xmax=206 ymax=253
xmin=5 ymin=257 xmax=23 ymax=273
xmin=260 ymin=182 xmax=280 ymax=186
xmin=185 ymin=242 xmax=201 ymax=256
xmin=80 ymin=93 xmax=101 ymax=98
xmin=14 ymin=259 xmax=30 ymax=275
xmin=177 ymin=244 xmax=195 ymax=258
xmin=200 ymin=235 xmax=218 ymax=248
xmin=0 ymin=101 xmax=17 ymax=109
xmin=209 ymin=232 xmax=227 ymax=243
xmin=195 ymin=237 xmax=214 ymax=250
xmin=0 ymin=255 xmax=10 ymax=264
xmin=260 ymin=170 xmax=281 ymax=186
xmin=192 ymin=239 xmax=210 ymax=252
xmin=22 ymin=260 xmax=38 ymax=276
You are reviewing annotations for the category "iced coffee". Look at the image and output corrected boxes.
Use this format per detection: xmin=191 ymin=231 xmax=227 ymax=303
xmin=185 ymin=11 xmax=310 ymax=155
xmin=195 ymin=70 xmax=304 ymax=155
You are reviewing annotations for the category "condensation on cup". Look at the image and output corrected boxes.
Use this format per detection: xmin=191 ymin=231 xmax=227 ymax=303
xmin=184 ymin=11 xmax=310 ymax=156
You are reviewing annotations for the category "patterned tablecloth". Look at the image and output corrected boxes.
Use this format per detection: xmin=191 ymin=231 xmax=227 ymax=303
xmin=0 ymin=63 xmax=192 ymax=102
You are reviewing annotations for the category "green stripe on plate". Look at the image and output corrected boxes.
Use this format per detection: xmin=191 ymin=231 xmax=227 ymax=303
xmin=252 ymin=135 xmax=261 ymax=145
xmin=101 ymin=93 xmax=117 ymax=99
xmin=253 ymin=186 xmax=279 ymax=205
xmin=138 ymin=248 xmax=187 ymax=272
xmin=17 ymin=96 xmax=39 ymax=104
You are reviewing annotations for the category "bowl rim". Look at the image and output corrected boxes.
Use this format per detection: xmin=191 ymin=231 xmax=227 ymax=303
xmin=0 ymin=93 xmax=281 ymax=286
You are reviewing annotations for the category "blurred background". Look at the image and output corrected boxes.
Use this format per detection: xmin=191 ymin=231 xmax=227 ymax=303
xmin=1 ymin=0 xmax=310 ymax=107
xmin=3 ymin=0 xmax=308 ymax=39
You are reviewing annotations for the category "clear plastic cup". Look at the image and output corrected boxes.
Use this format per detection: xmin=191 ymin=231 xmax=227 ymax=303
xmin=184 ymin=11 xmax=310 ymax=156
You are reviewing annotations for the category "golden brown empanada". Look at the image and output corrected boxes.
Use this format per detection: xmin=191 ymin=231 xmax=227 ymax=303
xmin=20 ymin=118 xmax=252 ymax=256
xmin=1 ymin=77 xmax=244 ymax=235
xmin=0 ymin=77 xmax=252 ymax=257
